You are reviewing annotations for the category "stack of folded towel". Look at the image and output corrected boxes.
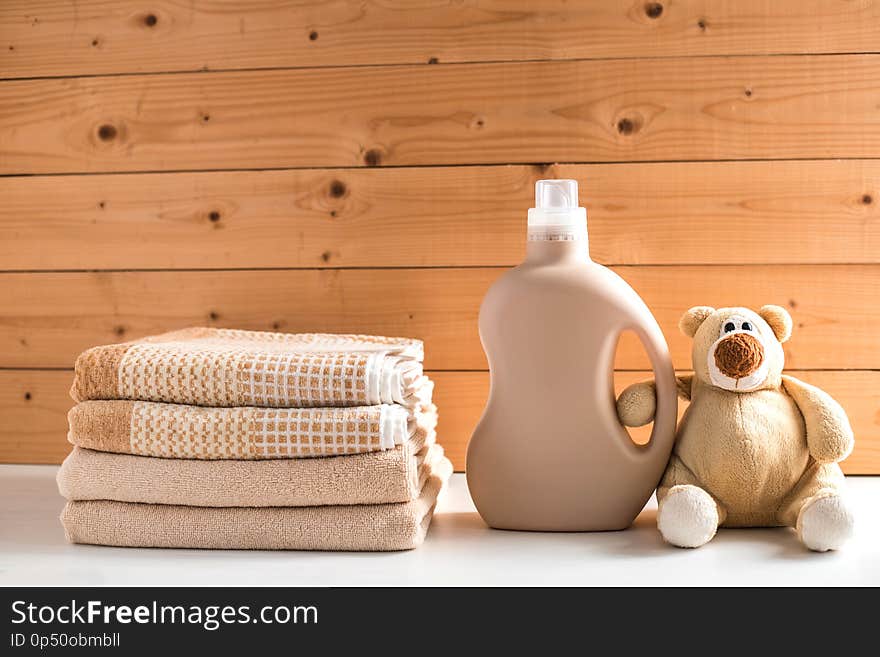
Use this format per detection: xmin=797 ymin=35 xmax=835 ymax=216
xmin=57 ymin=327 xmax=451 ymax=551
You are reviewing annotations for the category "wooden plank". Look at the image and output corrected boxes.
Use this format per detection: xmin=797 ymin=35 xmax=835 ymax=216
xmin=4 ymin=54 xmax=880 ymax=174
xmin=3 ymin=369 xmax=878 ymax=474
xmin=432 ymin=370 xmax=880 ymax=474
xmin=3 ymin=160 xmax=879 ymax=270
xmin=0 ymin=369 xmax=72 ymax=464
xmin=0 ymin=265 xmax=876 ymax=370
xmin=4 ymin=1 xmax=880 ymax=79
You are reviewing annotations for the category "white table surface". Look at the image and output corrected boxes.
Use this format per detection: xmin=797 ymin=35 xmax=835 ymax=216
xmin=1 ymin=465 xmax=877 ymax=586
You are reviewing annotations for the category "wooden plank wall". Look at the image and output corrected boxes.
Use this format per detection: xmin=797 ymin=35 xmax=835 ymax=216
xmin=1 ymin=1 xmax=878 ymax=472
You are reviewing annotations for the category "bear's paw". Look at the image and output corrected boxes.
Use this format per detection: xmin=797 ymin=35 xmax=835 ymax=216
xmin=797 ymin=493 xmax=854 ymax=552
xmin=657 ymin=485 xmax=719 ymax=548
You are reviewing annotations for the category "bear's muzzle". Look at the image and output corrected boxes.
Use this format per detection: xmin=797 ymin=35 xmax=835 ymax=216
xmin=713 ymin=333 xmax=764 ymax=380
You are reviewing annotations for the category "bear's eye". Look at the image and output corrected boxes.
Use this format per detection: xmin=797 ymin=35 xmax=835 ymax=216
xmin=741 ymin=321 xmax=752 ymax=331
xmin=723 ymin=322 xmax=736 ymax=333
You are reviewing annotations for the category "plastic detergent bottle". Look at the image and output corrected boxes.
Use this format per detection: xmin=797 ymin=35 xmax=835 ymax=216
xmin=467 ymin=179 xmax=678 ymax=531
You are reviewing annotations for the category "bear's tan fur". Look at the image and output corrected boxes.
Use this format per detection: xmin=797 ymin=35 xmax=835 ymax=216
xmin=616 ymin=305 xmax=855 ymax=551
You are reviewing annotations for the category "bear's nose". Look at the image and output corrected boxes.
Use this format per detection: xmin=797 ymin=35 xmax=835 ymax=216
xmin=714 ymin=333 xmax=764 ymax=379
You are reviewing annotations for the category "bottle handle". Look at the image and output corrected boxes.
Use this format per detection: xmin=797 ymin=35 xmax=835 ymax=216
xmin=614 ymin=323 xmax=678 ymax=462
xmin=641 ymin=323 xmax=678 ymax=455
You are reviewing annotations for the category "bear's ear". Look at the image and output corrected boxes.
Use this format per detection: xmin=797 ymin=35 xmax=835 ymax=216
xmin=679 ymin=306 xmax=715 ymax=338
xmin=759 ymin=305 xmax=792 ymax=343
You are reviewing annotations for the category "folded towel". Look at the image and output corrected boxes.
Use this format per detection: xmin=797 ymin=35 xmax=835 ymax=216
xmin=58 ymin=430 xmax=442 ymax=506
xmin=71 ymin=327 xmax=429 ymax=408
xmin=68 ymin=399 xmax=437 ymax=459
xmin=60 ymin=456 xmax=452 ymax=551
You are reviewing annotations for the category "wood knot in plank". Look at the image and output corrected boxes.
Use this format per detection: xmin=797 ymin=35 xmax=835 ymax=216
xmin=616 ymin=117 xmax=640 ymax=136
xmin=364 ymin=149 xmax=383 ymax=167
xmin=644 ymin=3 xmax=663 ymax=19
xmin=97 ymin=124 xmax=118 ymax=141
xmin=329 ymin=180 xmax=347 ymax=198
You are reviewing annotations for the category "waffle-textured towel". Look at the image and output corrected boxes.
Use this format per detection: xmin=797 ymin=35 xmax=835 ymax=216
xmin=71 ymin=327 xmax=430 ymax=408
xmin=61 ymin=456 xmax=452 ymax=551
xmin=68 ymin=400 xmax=436 ymax=459
xmin=58 ymin=431 xmax=441 ymax=507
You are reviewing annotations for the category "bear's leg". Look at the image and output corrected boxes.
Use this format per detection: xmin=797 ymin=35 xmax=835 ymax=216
xmin=796 ymin=492 xmax=854 ymax=552
xmin=657 ymin=484 xmax=725 ymax=548
xmin=657 ymin=456 xmax=726 ymax=548
xmin=777 ymin=463 xmax=853 ymax=552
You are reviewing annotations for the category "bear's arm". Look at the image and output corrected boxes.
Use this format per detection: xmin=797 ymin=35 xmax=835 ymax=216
xmin=616 ymin=381 xmax=656 ymax=427
xmin=615 ymin=375 xmax=692 ymax=427
xmin=782 ymin=375 xmax=854 ymax=464
xmin=675 ymin=374 xmax=694 ymax=401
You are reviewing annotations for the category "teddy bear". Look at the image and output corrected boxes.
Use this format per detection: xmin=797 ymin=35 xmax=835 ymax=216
xmin=616 ymin=305 xmax=855 ymax=551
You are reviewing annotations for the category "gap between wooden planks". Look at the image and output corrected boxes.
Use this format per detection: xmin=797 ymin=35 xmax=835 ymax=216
xmin=5 ymin=55 xmax=880 ymax=173
xmin=2 ymin=369 xmax=877 ymax=474
xmin=2 ymin=160 xmax=878 ymax=270
xmin=0 ymin=266 xmax=876 ymax=370
xmin=3 ymin=1 xmax=880 ymax=78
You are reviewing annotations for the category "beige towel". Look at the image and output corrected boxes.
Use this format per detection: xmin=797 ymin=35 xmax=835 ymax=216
xmin=61 ymin=456 xmax=452 ymax=551
xmin=68 ymin=399 xmax=437 ymax=459
xmin=71 ymin=327 xmax=430 ymax=408
xmin=58 ymin=433 xmax=442 ymax=507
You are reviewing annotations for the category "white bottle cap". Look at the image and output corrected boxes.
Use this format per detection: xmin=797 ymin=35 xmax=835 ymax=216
xmin=527 ymin=179 xmax=587 ymax=241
